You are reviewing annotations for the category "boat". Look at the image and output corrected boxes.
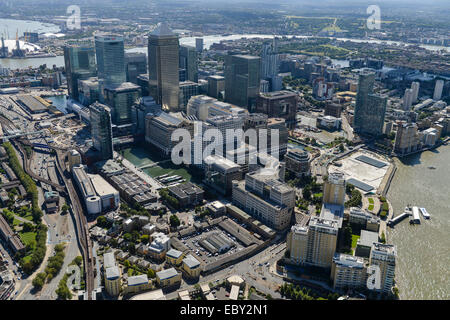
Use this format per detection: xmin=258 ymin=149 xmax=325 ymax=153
xmin=419 ymin=207 xmax=431 ymax=219
xmin=156 ymin=174 xmax=169 ymax=180
xmin=428 ymin=166 xmax=436 ymax=170
xmin=409 ymin=206 xmax=421 ymax=224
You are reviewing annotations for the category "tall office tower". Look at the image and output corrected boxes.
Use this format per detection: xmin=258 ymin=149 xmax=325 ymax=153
xmin=104 ymin=82 xmax=141 ymax=126
xmin=225 ymin=54 xmax=261 ymax=111
xmin=90 ymin=102 xmax=113 ymax=160
xmin=195 ymin=38 xmax=203 ymax=52
xmin=286 ymin=217 xmax=339 ymax=268
xmin=63 ymin=43 xmax=96 ymax=101
xmin=179 ymin=81 xmax=199 ymax=111
xmin=369 ymin=243 xmax=396 ymax=294
xmin=207 ymin=75 xmax=225 ymax=99
xmin=353 ymin=69 xmax=387 ymax=136
xmin=256 ymin=90 xmax=297 ymax=129
xmin=179 ymin=45 xmax=198 ymax=83
xmin=260 ymin=39 xmax=281 ymax=92
xmin=403 ymin=88 xmax=414 ymax=110
xmin=323 ymin=172 xmax=346 ymax=206
xmin=125 ymin=52 xmax=147 ymax=84
xmin=148 ymin=22 xmax=180 ymax=112
xmin=394 ymin=121 xmax=420 ymax=156
xmin=94 ymin=34 xmax=126 ymax=91
xmin=411 ymin=81 xmax=420 ymax=103
xmin=433 ymin=79 xmax=444 ymax=101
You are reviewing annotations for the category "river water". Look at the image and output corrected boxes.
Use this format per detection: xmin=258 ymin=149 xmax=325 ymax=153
xmin=387 ymin=145 xmax=450 ymax=300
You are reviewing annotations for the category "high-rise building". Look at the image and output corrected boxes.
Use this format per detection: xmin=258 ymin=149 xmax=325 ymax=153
xmin=148 ymin=22 xmax=180 ymax=112
xmin=179 ymin=81 xmax=199 ymax=111
xmin=104 ymin=82 xmax=141 ymax=126
xmin=179 ymin=45 xmax=198 ymax=83
xmin=284 ymin=149 xmax=311 ymax=177
xmin=207 ymin=75 xmax=225 ymax=99
xmin=411 ymin=81 xmax=420 ymax=103
xmin=369 ymin=243 xmax=396 ymax=294
xmin=286 ymin=217 xmax=339 ymax=268
xmin=225 ymin=54 xmax=261 ymax=111
xmin=433 ymin=79 xmax=444 ymax=101
xmin=255 ymin=91 xmax=297 ymax=129
xmin=90 ymin=102 xmax=114 ymax=160
xmin=353 ymin=69 xmax=387 ymax=136
xmin=63 ymin=43 xmax=97 ymax=101
xmin=94 ymin=34 xmax=126 ymax=91
xmin=323 ymin=172 xmax=346 ymax=206
xmin=403 ymin=88 xmax=414 ymax=110
xmin=125 ymin=52 xmax=147 ymax=84
xmin=195 ymin=38 xmax=203 ymax=52
xmin=260 ymin=39 xmax=281 ymax=92
xmin=331 ymin=253 xmax=368 ymax=290
xmin=394 ymin=121 xmax=420 ymax=156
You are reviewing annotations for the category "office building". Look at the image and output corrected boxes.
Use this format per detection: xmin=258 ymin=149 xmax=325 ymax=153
xmin=256 ymin=91 xmax=297 ymax=129
xmin=225 ymin=55 xmax=261 ymax=110
xmin=286 ymin=217 xmax=339 ymax=268
xmin=433 ymin=79 xmax=444 ymax=101
xmin=125 ymin=52 xmax=147 ymax=84
xmin=72 ymin=165 xmax=102 ymax=215
xmin=394 ymin=121 xmax=420 ymax=156
xmin=90 ymin=102 xmax=113 ymax=160
xmin=267 ymin=117 xmax=288 ymax=156
xmin=195 ymin=38 xmax=203 ymax=52
xmin=232 ymin=170 xmax=295 ymax=230
xmin=145 ymin=110 xmax=193 ymax=156
xmin=104 ymin=82 xmax=141 ymax=125
xmin=207 ymin=75 xmax=225 ymax=99
xmin=331 ymin=253 xmax=367 ymax=290
xmin=284 ymin=149 xmax=311 ymax=177
xmin=78 ymin=77 xmax=100 ymax=106
xmin=167 ymin=182 xmax=204 ymax=207
xmin=67 ymin=149 xmax=82 ymax=170
xmin=63 ymin=43 xmax=96 ymax=101
xmin=131 ymin=96 xmax=159 ymax=137
xmin=325 ymin=103 xmax=342 ymax=118
xmin=179 ymin=81 xmax=199 ymax=111
xmin=260 ymin=39 xmax=281 ymax=92
xmin=95 ymin=34 xmax=126 ymax=89
xmin=369 ymin=243 xmax=396 ymax=294
xmin=179 ymin=45 xmax=198 ymax=83
xmin=353 ymin=69 xmax=387 ymax=136
xmin=148 ymin=22 xmax=180 ymax=111
xmin=204 ymin=155 xmax=242 ymax=196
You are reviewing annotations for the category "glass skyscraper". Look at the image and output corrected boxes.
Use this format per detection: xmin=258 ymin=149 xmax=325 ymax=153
xmin=63 ymin=43 xmax=96 ymax=101
xmin=225 ymin=54 xmax=261 ymax=111
xmin=90 ymin=102 xmax=114 ymax=160
xmin=104 ymin=82 xmax=141 ymax=126
xmin=148 ymin=22 xmax=180 ymax=112
xmin=95 ymin=34 xmax=126 ymax=89
xmin=179 ymin=45 xmax=198 ymax=83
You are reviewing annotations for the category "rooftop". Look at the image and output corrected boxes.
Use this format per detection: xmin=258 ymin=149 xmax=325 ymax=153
xmin=156 ymin=267 xmax=179 ymax=280
xmin=127 ymin=274 xmax=149 ymax=286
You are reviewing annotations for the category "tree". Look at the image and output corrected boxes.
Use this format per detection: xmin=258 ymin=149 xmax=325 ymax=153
xmin=170 ymin=214 xmax=181 ymax=228
xmin=32 ymin=272 xmax=46 ymax=290
xmin=302 ymin=187 xmax=312 ymax=201
xmin=140 ymin=234 xmax=149 ymax=244
xmin=147 ymin=268 xmax=156 ymax=279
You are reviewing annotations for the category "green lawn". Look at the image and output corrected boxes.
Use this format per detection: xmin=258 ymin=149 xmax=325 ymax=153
xmin=368 ymin=204 xmax=374 ymax=211
xmin=351 ymin=235 xmax=360 ymax=249
xmin=19 ymin=231 xmax=37 ymax=247
xmin=368 ymin=198 xmax=374 ymax=204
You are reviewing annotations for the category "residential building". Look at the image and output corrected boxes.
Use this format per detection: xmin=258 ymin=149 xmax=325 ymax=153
xmin=433 ymin=79 xmax=444 ymax=101
xmin=148 ymin=232 xmax=171 ymax=260
xmin=182 ymin=254 xmax=201 ymax=278
xmin=369 ymin=243 xmax=396 ymax=294
xmin=331 ymin=253 xmax=368 ymax=290
xmin=225 ymin=54 xmax=261 ymax=110
xmin=286 ymin=217 xmax=339 ymax=268
xmin=166 ymin=249 xmax=184 ymax=266
xmin=411 ymin=81 xmax=420 ymax=103
xmin=125 ymin=275 xmax=150 ymax=294
xmin=90 ymin=102 xmax=113 ymax=160
xmin=355 ymin=230 xmax=379 ymax=258
xmin=156 ymin=268 xmax=182 ymax=288
xmin=394 ymin=121 xmax=420 ymax=156
xmin=323 ymin=172 xmax=346 ymax=206
xmin=403 ymin=88 xmax=414 ymax=110
xmin=103 ymin=252 xmax=121 ymax=297
xmin=148 ymin=22 xmax=180 ymax=111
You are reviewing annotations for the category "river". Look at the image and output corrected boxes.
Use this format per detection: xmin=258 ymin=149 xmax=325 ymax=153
xmin=387 ymin=145 xmax=450 ymax=300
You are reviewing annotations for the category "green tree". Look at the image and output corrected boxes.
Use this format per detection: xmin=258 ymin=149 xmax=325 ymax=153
xmin=32 ymin=272 xmax=47 ymax=290
xmin=170 ymin=214 xmax=181 ymax=228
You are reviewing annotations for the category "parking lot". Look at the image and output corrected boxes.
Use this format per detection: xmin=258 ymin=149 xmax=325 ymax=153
xmin=179 ymin=225 xmax=247 ymax=265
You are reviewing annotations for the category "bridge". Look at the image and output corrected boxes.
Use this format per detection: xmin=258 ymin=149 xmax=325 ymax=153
xmin=137 ymin=159 xmax=173 ymax=170
xmin=0 ymin=129 xmax=45 ymax=140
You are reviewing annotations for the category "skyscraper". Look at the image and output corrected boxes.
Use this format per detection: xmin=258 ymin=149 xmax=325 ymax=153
xmin=353 ymin=69 xmax=387 ymax=136
xmin=195 ymin=38 xmax=203 ymax=52
xmin=225 ymin=54 xmax=261 ymax=111
xmin=104 ymin=82 xmax=141 ymax=126
xmin=260 ymin=39 xmax=281 ymax=91
xmin=94 ymin=34 xmax=126 ymax=90
xmin=148 ymin=22 xmax=180 ymax=112
xmin=90 ymin=102 xmax=113 ymax=160
xmin=63 ymin=43 xmax=96 ymax=101
xmin=179 ymin=45 xmax=198 ymax=83
xmin=125 ymin=52 xmax=148 ymax=84
xmin=403 ymin=88 xmax=414 ymax=110
xmin=323 ymin=172 xmax=346 ymax=206
xmin=433 ymin=79 xmax=444 ymax=101
xmin=411 ymin=81 xmax=420 ymax=103
xmin=369 ymin=243 xmax=396 ymax=294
